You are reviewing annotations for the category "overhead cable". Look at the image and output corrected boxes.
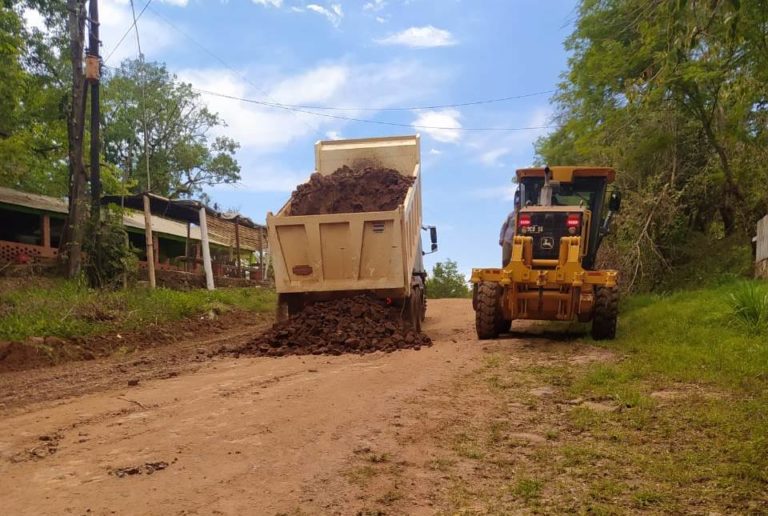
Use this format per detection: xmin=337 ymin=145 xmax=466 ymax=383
xmin=194 ymin=88 xmax=555 ymax=132
xmin=103 ymin=0 xmax=154 ymax=64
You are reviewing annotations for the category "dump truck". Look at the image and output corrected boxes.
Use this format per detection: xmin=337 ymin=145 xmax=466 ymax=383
xmin=471 ymin=166 xmax=622 ymax=340
xmin=267 ymin=135 xmax=437 ymax=331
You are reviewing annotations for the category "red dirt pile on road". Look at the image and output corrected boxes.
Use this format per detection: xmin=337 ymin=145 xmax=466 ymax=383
xmin=234 ymin=296 xmax=431 ymax=357
xmin=288 ymin=165 xmax=414 ymax=216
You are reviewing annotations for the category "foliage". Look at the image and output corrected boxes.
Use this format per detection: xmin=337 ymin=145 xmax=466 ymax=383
xmin=0 ymin=4 xmax=69 ymax=196
xmin=0 ymin=278 xmax=276 ymax=341
xmin=728 ymin=281 xmax=768 ymax=335
xmin=426 ymin=259 xmax=471 ymax=298
xmin=82 ymin=207 xmax=139 ymax=289
xmin=537 ymin=0 xmax=768 ymax=291
xmin=102 ymin=60 xmax=241 ymax=198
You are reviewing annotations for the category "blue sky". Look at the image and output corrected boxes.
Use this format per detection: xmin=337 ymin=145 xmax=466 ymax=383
xmin=32 ymin=0 xmax=579 ymax=277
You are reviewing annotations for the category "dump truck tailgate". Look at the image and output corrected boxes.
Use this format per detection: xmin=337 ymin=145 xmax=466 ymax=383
xmin=268 ymin=135 xmax=423 ymax=296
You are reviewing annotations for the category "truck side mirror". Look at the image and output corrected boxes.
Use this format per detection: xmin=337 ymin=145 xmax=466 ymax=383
xmin=609 ymin=190 xmax=622 ymax=212
xmin=422 ymin=225 xmax=438 ymax=254
xmin=513 ymin=189 xmax=521 ymax=210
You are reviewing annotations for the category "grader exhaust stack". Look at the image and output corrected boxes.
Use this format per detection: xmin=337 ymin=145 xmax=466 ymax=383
xmin=471 ymin=166 xmax=621 ymax=340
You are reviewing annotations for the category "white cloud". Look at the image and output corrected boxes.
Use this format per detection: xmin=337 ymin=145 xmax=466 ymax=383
xmin=376 ymin=25 xmax=457 ymax=48
xmin=270 ymin=65 xmax=348 ymax=104
xmin=223 ymin=165 xmax=309 ymax=193
xmin=325 ymin=130 xmax=344 ymax=140
xmin=22 ymin=9 xmax=46 ymax=32
xmin=158 ymin=0 xmax=190 ymax=6
xmin=467 ymin=106 xmax=554 ymax=167
xmin=429 ymin=148 xmax=442 ymax=155
xmin=364 ymin=0 xmax=386 ymax=11
xmin=306 ymin=3 xmax=344 ymax=27
xmin=252 ymin=0 xmax=283 ymax=6
xmin=179 ymin=59 xmax=447 ymax=154
xmin=480 ymin=148 xmax=510 ymax=166
xmin=100 ymin=0 xmax=176 ymax=64
xmin=412 ymin=109 xmax=462 ymax=143
xmin=375 ymin=16 xmax=388 ymax=23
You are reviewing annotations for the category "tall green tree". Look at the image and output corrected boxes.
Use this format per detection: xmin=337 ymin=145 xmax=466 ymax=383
xmin=102 ymin=60 xmax=241 ymax=198
xmin=537 ymin=0 xmax=768 ymax=290
xmin=0 ymin=2 xmax=69 ymax=196
xmin=426 ymin=260 xmax=471 ymax=299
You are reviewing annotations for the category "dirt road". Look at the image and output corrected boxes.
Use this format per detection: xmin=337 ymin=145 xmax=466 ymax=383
xmin=0 ymin=299 xmax=480 ymax=514
xmin=0 ymin=299 xmax=618 ymax=514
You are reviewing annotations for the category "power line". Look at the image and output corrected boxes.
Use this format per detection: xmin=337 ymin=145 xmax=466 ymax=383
xmin=110 ymin=6 xmax=555 ymax=133
xmin=129 ymin=0 xmax=152 ymax=190
xmin=103 ymin=0 xmax=153 ymax=64
xmin=145 ymin=4 xmax=323 ymax=139
xmin=243 ymin=90 xmax=556 ymax=112
xmin=140 ymin=5 xmax=553 ymax=113
xmin=194 ymin=88 xmax=555 ymax=132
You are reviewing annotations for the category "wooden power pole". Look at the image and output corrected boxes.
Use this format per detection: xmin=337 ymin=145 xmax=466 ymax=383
xmin=63 ymin=0 xmax=88 ymax=278
xmin=87 ymin=0 xmax=100 ymax=220
xmin=86 ymin=0 xmax=102 ymax=284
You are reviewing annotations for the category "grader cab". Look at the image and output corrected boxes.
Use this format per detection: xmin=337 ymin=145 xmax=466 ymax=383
xmin=471 ymin=166 xmax=622 ymax=340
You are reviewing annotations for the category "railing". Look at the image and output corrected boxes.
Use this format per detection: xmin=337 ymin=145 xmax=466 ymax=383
xmin=0 ymin=240 xmax=57 ymax=263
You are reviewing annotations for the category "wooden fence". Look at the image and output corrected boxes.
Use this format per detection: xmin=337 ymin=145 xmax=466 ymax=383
xmin=756 ymin=215 xmax=768 ymax=279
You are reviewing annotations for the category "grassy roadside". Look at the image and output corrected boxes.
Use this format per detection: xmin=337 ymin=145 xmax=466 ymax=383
xmin=430 ymin=281 xmax=768 ymax=513
xmin=0 ymin=278 xmax=276 ymax=341
xmin=558 ymin=281 xmax=768 ymax=512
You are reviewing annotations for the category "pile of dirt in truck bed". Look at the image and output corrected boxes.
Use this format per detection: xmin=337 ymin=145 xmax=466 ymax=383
xmin=233 ymin=296 xmax=431 ymax=357
xmin=288 ymin=165 xmax=415 ymax=216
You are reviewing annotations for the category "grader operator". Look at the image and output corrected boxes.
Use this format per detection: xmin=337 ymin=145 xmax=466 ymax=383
xmin=471 ymin=166 xmax=622 ymax=340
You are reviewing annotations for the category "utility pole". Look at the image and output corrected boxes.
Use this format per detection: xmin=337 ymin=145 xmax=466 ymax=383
xmin=87 ymin=0 xmax=100 ymax=218
xmin=86 ymin=0 xmax=101 ymax=284
xmin=63 ymin=0 xmax=88 ymax=278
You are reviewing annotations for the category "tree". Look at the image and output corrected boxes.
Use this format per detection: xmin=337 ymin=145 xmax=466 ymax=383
xmin=61 ymin=0 xmax=88 ymax=277
xmin=0 ymin=2 xmax=69 ymax=196
xmin=102 ymin=60 xmax=241 ymax=198
xmin=536 ymin=0 xmax=768 ymax=290
xmin=426 ymin=260 xmax=471 ymax=299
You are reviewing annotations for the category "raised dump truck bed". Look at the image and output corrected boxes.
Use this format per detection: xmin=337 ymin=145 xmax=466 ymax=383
xmin=267 ymin=135 xmax=434 ymax=329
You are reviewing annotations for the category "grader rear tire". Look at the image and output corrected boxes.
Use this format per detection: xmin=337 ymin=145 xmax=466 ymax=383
xmin=476 ymin=282 xmax=501 ymax=340
xmin=591 ymin=286 xmax=619 ymax=340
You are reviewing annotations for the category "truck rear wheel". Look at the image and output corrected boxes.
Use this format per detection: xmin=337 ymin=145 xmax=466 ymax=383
xmin=405 ymin=287 xmax=423 ymax=332
xmin=591 ymin=286 xmax=619 ymax=340
xmin=476 ymin=282 xmax=501 ymax=340
xmin=276 ymin=294 xmax=302 ymax=322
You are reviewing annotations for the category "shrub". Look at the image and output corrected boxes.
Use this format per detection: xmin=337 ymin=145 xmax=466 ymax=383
xmin=728 ymin=281 xmax=768 ymax=335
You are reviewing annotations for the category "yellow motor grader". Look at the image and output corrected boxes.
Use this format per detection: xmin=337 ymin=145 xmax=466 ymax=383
xmin=471 ymin=166 xmax=622 ymax=340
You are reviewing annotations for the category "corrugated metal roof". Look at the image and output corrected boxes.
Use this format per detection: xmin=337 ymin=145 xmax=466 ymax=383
xmin=0 ymin=186 xmax=68 ymax=214
xmin=0 ymin=187 xmax=251 ymax=250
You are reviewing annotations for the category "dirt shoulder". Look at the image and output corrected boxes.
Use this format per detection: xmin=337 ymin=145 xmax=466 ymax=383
xmin=0 ymin=309 xmax=272 ymax=411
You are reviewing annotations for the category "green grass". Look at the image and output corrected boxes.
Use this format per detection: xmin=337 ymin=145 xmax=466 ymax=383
xmin=510 ymin=477 xmax=542 ymax=502
xmin=579 ymin=281 xmax=768 ymax=393
xmin=568 ymin=280 xmax=768 ymax=506
xmin=728 ymin=281 xmax=768 ymax=335
xmin=431 ymin=279 xmax=768 ymax=513
xmin=0 ymin=278 xmax=276 ymax=341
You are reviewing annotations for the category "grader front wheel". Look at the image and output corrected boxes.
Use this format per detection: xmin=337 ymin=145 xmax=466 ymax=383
xmin=476 ymin=282 xmax=502 ymax=340
xmin=591 ymin=286 xmax=619 ymax=340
